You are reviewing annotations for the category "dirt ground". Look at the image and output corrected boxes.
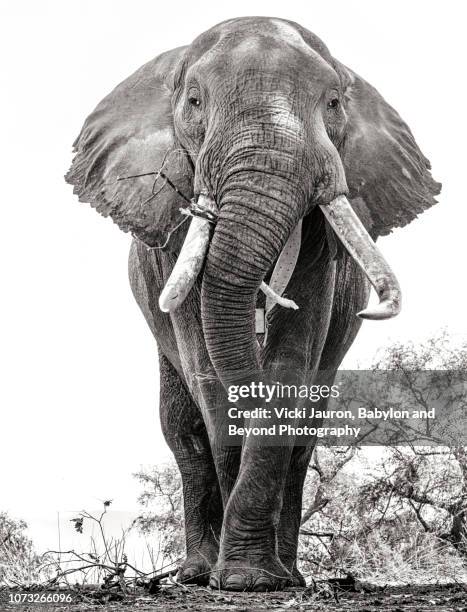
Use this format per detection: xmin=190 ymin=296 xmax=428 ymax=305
xmin=2 ymin=584 xmax=466 ymax=612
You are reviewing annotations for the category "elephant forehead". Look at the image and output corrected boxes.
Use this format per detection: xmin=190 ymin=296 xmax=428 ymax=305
xmin=269 ymin=19 xmax=310 ymax=52
xmin=226 ymin=27 xmax=321 ymax=63
xmin=190 ymin=17 xmax=333 ymax=63
xmin=193 ymin=22 xmax=338 ymax=90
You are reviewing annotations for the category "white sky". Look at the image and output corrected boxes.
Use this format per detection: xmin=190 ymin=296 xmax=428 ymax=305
xmin=0 ymin=0 xmax=465 ymax=552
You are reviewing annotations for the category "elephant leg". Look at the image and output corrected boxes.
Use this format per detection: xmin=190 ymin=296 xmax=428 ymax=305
xmin=159 ymin=351 xmax=223 ymax=584
xmin=210 ymin=443 xmax=294 ymax=591
xmin=209 ymin=253 xmax=337 ymax=591
xmin=275 ymin=252 xmax=370 ymax=585
xmin=277 ymin=445 xmax=314 ymax=586
xmin=209 ymin=443 xmax=242 ymax=508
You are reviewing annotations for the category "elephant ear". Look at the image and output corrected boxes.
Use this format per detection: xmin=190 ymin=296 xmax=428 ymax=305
xmin=66 ymin=46 xmax=192 ymax=251
xmin=335 ymin=61 xmax=441 ymax=237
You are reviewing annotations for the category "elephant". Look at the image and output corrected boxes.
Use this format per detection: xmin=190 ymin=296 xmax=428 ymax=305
xmin=66 ymin=17 xmax=440 ymax=591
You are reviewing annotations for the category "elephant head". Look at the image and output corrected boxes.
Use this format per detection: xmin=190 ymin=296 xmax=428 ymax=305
xmin=66 ymin=17 xmax=440 ymax=386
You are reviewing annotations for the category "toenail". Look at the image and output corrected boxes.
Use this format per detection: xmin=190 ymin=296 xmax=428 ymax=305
xmin=252 ymin=577 xmax=272 ymax=592
xmin=224 ymin=573 xmax=246 ymax=590
xmin=209 ymin=574 xmax=219 ymax=588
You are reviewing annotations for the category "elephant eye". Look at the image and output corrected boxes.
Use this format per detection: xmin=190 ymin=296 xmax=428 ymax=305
xmin=327 ymin=97 xmax=340 ymax=110
xmin=188 ymin=95 xmax=201 ymax=107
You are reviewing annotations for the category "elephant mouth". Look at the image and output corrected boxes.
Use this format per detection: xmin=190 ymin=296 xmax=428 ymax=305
xmin=158 ymin=193 xmax=401 ymax=321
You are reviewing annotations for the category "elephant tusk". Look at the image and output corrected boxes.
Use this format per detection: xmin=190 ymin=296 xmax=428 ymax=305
xmin=319 ymin=195 xmax=401 ymax=320
xmin=260 ymin=281 xmax=299 ymax=310
xmin=159 ymin=195 xmax=216 ymax=313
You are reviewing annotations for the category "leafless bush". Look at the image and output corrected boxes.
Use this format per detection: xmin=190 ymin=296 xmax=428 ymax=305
xmin=0 ymin=512 xmax=45 ymax=586
xmin=299 ymin=332 xmax=467 ymax=584
xmin=35 ymin=501 xmax=180 ymax=597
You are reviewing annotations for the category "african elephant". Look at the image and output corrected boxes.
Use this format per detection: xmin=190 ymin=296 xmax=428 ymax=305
xmin=66 ymin=17 xmax=440 ymax=591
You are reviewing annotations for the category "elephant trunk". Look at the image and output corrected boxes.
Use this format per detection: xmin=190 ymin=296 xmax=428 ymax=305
xmin=200 ymin=170 xmax=308 ymax=384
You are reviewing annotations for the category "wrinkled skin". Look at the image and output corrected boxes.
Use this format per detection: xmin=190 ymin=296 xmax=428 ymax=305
xmin=67 ymin=17 xmax=440 ymax=591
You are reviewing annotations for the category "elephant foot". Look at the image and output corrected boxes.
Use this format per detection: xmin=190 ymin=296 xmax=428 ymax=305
xmin=209 ymin=557 xmax=291 ymax=591
xmin=178 ymin=548 xmax=218 ymax=585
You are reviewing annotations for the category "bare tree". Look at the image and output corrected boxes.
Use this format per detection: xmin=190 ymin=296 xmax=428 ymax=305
xmin=0 ymin=512 xmax=42 ymax=585
xmin=134 ymin=464 xmax=184 ymax=564
xmin=357 ymin=332 xmax=467 ymax=554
